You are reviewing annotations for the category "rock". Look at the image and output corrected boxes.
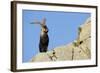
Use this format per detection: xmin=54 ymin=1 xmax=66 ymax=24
xmin=31 ymin=53 xmax=51 ymax=62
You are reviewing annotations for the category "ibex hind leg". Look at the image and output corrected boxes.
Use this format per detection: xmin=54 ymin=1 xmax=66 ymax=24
xmin=39 ymin=48 xmax=47 ymax=52
xmin=43 ymin=48 xmax=47 ymax=52
xmin=39 ymin=48 xmax=44 ymax=52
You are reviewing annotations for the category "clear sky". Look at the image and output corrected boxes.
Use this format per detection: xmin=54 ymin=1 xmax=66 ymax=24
xmin=22 ymin=10 xmax=90 ymax=62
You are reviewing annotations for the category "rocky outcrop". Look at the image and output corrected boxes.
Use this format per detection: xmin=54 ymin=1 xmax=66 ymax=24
xmin=30 ymin=18 xmax=91 ymax=62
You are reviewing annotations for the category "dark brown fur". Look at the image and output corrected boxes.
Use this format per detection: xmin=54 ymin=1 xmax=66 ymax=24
xmin=39 ymin=25 xmax=49 ymax=52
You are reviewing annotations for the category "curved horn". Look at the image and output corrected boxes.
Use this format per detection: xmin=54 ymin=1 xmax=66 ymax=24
xmin=30 ymin=19 xmax=41 ymax=24
xmin=41 ymin=18 xmax=46 ymax=25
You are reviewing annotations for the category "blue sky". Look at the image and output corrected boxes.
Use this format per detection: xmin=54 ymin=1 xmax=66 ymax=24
xmin=22 ymin=10 xmax=90 ymax=62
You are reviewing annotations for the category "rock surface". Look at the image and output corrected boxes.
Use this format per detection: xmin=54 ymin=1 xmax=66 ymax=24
xmin=30 ymin=18 xmax=91 ymax=62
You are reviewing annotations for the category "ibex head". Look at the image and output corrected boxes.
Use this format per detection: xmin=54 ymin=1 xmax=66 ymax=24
xmin=31 ymin=18 xmax=48 ymax=33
